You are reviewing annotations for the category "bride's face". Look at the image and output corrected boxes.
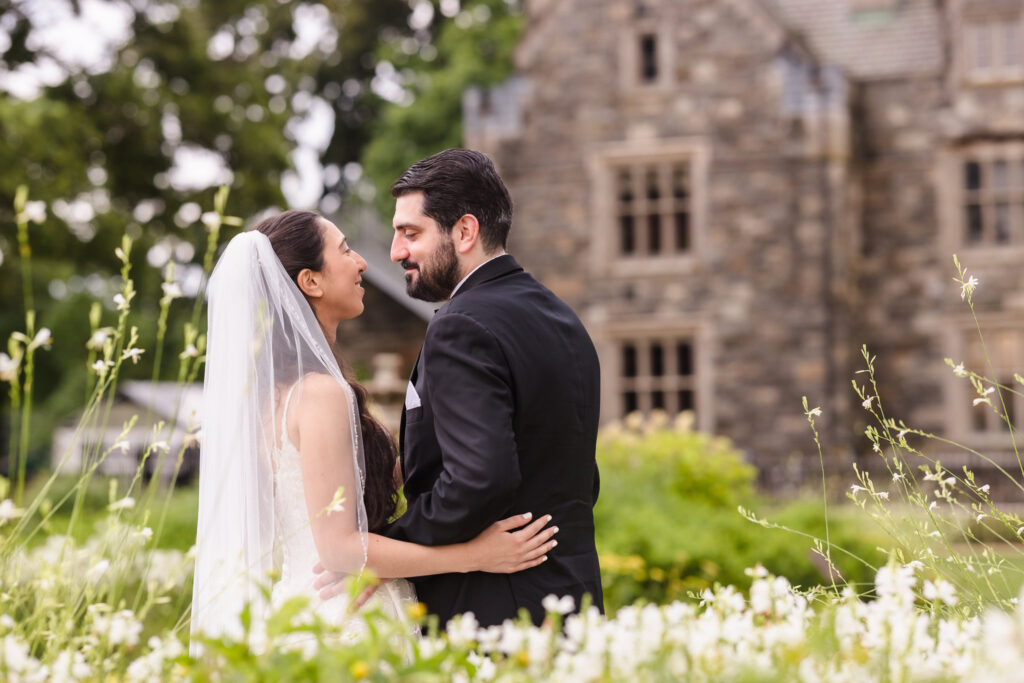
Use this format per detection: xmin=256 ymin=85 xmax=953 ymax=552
xmin=312 ymin=218 xmax=368 ymax=321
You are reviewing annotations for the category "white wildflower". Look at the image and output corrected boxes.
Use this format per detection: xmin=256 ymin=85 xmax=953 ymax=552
xmin=87 ymin=327 xmax=115 ymax=350
xmin=150 ymin=441 xmax=170 ymax=453
xmin=2 ymin=634 xmax=33 ymax=674
xmin=892 ymin=471 xmax=904 ymax=482
xmin=178 ymin=344 xmax=199 ymax=360
xmin=0 ymin=499 xmax=26 ymax=521
xmin=114 ymin=247 xmax=127 ymax=262
xmin=976 ymin=513 xmax=986 ymax=523
xmin=953 ymin=363 xmax=967 ymax=377
xmin=28 ymin=327 xmax=52 ymax=351
xmin=138 ymin=527 xmax=153 ymax=541
xmin=850 ymin=484 xmax=867 ymax=495
xmin=113 ymin=293 xmax=128 ymax=311
xmin=744 ymin=564 xmax=770 ymax=578
xmin=979 ymin=484 xmax=990 ymax=494
xmin=91 ymin=359 xmax=113 ymax=376
xmin=108 ymin=496 xmax=135 ymax=511
xmin=51 ymin=649 xmax=92 ymax=681
xmin=862 ymin=396 xmax=875 ymax=410
xmin=121 ymin=347 xmax=145 ymax=364
xmin=201 ymin=211 xmax=221 ymax=230
xmin=805 ymin=406 xmax=822 ymax=418
xmin=85 ymin=560 xmax=110 ymax=584
xmin=877 ymin=491 xmax=889 ymax=500
xmin=93 ymin=609 xmax=142 ymax=647
xmin=0 ymin=353 xmax=18 ymax=382
xmin=541 ymin=594 xmax=576 ymax=616
xmin=161 ymin=281 xmax=183 ymax=300
xmin=924 ymin=579 xmax=958 ymax=605
xmin=21 ymin=200 xmax=46 ymax=224
xmin=112 ymin=440 xmax=130 ymax=454
xmin=961 ymin=274 xmax=978 ymax=300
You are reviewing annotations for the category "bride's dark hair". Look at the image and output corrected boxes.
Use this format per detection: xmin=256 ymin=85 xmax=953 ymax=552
xmin=254 ymin=209 xmax=399 ymax=532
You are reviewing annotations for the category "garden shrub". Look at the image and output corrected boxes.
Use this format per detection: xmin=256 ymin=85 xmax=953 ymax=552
xmin=594 ymin=413 xmax=888 ymax=610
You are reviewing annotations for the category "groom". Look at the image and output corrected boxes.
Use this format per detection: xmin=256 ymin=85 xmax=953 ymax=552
xmin=384 ymin=149 xmax=603 ymax=627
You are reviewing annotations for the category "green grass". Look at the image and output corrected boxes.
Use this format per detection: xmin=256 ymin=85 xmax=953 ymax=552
xmin=22 ymin=473 xmax=198 ymax=551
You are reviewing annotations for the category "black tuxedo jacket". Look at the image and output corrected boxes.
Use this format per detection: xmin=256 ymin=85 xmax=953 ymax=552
xmin=384 ymin=254 xmax=603 ymax=627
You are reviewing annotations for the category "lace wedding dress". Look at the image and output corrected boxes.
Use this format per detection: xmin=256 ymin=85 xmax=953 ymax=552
xmin=270 ymin=384 xmax=418 ymax=634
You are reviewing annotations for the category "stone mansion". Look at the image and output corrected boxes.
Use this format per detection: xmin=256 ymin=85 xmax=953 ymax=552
xmin=454 ymin=0 xmax=1024 ymax=487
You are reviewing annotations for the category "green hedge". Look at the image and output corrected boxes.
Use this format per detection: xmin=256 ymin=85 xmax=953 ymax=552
xmin=593 ymin=413 xmax=888 ymax=610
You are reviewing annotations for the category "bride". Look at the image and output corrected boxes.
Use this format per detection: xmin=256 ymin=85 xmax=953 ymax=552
xmin=190 ymin=210 xmax=556 ymax=649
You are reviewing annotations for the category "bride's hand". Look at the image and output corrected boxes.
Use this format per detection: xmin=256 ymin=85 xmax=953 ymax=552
xmin=467 ymin=512 xmax=558 ymax=573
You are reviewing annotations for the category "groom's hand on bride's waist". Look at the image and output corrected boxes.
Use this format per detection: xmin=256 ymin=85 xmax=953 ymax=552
xmin=312 ymin=561 xmax=380 ymax=606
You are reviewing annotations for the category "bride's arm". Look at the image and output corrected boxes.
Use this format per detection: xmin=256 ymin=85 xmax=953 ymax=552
xmin=295 ymin=375 xmax=556 ymax=579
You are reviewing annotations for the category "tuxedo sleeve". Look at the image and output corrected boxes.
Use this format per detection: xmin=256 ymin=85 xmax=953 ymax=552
xmin=388 ymin=312 xmax=520 ymax=546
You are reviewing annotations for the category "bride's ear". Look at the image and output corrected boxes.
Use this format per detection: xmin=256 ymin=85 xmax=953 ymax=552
xmin=296 ymin=268 xmax=324 ymax=298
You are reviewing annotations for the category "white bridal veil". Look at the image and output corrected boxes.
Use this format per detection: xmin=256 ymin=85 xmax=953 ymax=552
xmin=190 ymin=230 xmax=368 ymax=649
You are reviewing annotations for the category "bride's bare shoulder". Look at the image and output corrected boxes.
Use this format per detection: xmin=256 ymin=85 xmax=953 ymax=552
xmin=295 ymin=373 xmax=351 ymax=408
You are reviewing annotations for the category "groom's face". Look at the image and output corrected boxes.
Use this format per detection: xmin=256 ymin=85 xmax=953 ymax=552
xmin=391 ymin=191 xmax=461 ymax=302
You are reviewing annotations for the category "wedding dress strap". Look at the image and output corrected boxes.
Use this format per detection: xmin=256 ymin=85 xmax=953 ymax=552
xmin=280 ymin=381 xmax=301 ymax=442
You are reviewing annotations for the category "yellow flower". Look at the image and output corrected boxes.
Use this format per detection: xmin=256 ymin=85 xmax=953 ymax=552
xmin=407 ymin=602 xmax=427 ymax=620
xmin=350 ymin=661 xmax=369 ymax=679
xmin=515 ymin=651 xmax=530 ymax=666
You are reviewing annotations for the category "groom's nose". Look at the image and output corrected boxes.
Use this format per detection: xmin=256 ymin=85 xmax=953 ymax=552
xmin=390 ymin=233 xmax=407 ymax=263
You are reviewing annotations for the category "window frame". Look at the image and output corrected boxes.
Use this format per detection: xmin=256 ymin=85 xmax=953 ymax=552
xmin=595 ymin=320 xmax=715 ymax=432
xmin=945 ymin=318 xmax=1024 ymax=449
xmin=587 ymin=138 xmax=711 ymax=278
xmin=937 ymin=142 xmax=1024 ymax=261
xmin=958 ymin=8 xmax=1024 ymax=85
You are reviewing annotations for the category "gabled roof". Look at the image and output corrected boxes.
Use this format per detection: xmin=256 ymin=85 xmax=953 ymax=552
xmin=765 ymin=0 xmax=943 ymax=79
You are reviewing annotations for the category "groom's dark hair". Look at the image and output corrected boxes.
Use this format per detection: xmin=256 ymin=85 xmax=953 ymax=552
xmin=391 ymin=148 xmax=513 ymax=253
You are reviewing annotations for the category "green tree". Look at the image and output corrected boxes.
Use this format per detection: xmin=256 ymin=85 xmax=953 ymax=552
xmin=361 ymin=0 xmax=523 ymax=217
xmin=0 ymin=0 xmax=410 ymax=466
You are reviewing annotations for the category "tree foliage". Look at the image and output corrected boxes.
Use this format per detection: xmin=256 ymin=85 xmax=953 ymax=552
xmin=360 ymin=0 xmax=523 ymax=218
xmin=0 ymin=0 xmax=409 ymax=461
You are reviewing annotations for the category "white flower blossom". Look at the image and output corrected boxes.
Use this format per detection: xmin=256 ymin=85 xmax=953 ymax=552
xmin=953 ymin=363 xmax=967 ymax=377
xmin=862 ymin=396 xmax=875 ymax=410
xmin=28 ymin=327 xmax=52 ymax=351
xmin=201 ymin=211 xmax=221 ymax=230
xmin=0 ymin=499 xmax=26 ymax=521
xmin=161 ymin=281 xmax=183 ymax=300
xmin=924 ymin=579 xmax=958 ymax=605
xmin=87 ymin=327 xmax=115 ymax=350
xmin=85 ymin=560 xmax=110 ymax=584
xmin=92 ymin=359 xmax=113 ymax=376
xmin=542 ymin=594 xmax=576 ymax=616
xmin=179 ymin=344 xmax=199 ymax=360
xmin=114 ymin=293 xmax=128 ymax=310
xmin=805 ymin=406 xmax=822 ymax=418
xmin=108 ymin=496 xmax=136 ymax=511
xmin=21 ymin=200 xmax=47 ymax=224
xmin=961 ymin=274 xmax=979 ymax=300
xmin=121 ymin=347 xmax=145 ymax=364
xmin=0 ymin=353 xmax=18 ymax=383
xmin=150 ymin=441 xmax=170 ymax=453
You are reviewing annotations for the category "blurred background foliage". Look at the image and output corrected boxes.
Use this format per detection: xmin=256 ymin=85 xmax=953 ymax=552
xmin=594 ymin=413 xmax=889 ymax=611
xmin=0 ymin=0 xmax=523 ymax=472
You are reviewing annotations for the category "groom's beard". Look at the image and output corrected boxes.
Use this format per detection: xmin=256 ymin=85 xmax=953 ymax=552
xmin=402 ymin=236 xmax=460 ymax=302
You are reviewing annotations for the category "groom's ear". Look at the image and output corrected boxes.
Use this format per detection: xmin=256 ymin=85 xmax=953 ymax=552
xmin=296 ymin=268 xmax=324 ymax=298
xmin=452 ymin=214 xmax=480 ymax=255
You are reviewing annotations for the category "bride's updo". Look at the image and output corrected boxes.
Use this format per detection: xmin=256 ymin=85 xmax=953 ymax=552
xmin=254 ymin=210 xmax=400 ymax=532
